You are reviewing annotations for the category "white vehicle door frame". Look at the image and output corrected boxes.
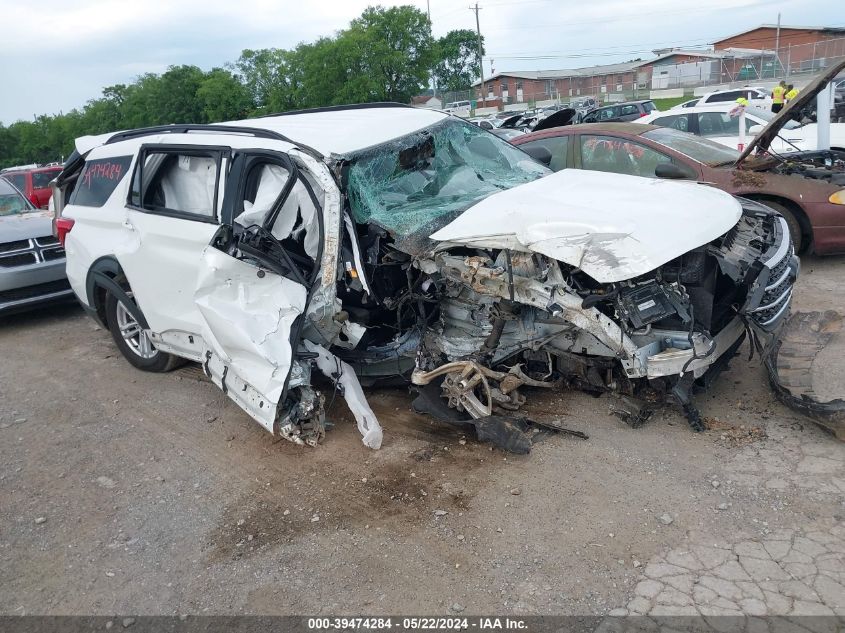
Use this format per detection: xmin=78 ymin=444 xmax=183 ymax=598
xmin=192 ymin=147 xmax=327 ymax=436
xmin=118 ymin=143 xmax=229 ymax=342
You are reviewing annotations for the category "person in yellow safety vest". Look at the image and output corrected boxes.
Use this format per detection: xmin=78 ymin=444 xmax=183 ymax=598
xmin=772 ymin=81 xmax=786 ymax=113
xmin=785 ymin=84 xmax=799 ymax=102
xmin=735 ymin=96 xmax=749 ymax=107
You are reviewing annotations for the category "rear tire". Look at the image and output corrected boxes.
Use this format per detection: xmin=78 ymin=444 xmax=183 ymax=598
xmin=105 ymin=290 xmax=183 ymax=372
xmin=760 ymin=200 xmax=805 ymax=254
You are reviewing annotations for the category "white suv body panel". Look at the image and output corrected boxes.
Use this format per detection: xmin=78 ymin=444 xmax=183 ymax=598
xmin=60 ymin=131 xmax=357 ymax=440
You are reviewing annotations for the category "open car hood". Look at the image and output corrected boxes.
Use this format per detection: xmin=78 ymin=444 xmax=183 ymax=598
xmin=532 ymin=108 xmax=577 ymax=132
xmin=429 ymin=169 xmax=742 ymax=283
xmin=737 ymin=59 xmax=845 ymax=163
xmin=499 ymin=114 xmax=523 ymax=129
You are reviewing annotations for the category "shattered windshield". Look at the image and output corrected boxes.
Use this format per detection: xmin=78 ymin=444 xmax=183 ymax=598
xmin=347 ymin=118 xmax=549 ymax=247
xmin=643 ymin=127 xmax=741 ymax=165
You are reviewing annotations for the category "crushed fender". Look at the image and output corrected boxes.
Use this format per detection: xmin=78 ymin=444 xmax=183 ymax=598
xmin=765 ymin=310 xmax=845 ymax=440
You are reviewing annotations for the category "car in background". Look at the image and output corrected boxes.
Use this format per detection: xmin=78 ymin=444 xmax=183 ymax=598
xmin=671 ymin=98 xmax=701 ymax=110
xmin=0 ymin=178 xmax=73 ymax=315
xmin=468 ymin=116 xmax=501 ymax=130
xmin=637 ymin=103 xmax=845 ymax=153
xmin=444 ymin=100 xmax=471 ymax=116
xmin=0 ymin=164 xmax=63 ymax=209
xmin=581 ymin=100 xmax=657 ymax=123
xmin=695 ymin=87 xmax=772 ymax=108
xmin=512 ymin=119 xmax=845 ymax=254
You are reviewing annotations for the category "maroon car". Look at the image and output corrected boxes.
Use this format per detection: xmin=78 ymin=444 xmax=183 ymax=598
xmin=512 ymin=61 xmax=845 ymax=254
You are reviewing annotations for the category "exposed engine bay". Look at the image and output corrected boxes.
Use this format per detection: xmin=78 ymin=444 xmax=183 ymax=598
xmin=760 ymin=149 xmax=845 ymax=186
xmin=313 ymin=196 xmax=797 ymax=443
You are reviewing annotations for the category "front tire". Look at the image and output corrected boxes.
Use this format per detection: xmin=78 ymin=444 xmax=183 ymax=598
xmin=763 ymin=200 xmax=805 ymax=254
xmin=105 ymin=290 xmax=183 ymax=372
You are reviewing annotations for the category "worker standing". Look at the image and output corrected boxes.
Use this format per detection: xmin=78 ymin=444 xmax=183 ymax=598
xmin=772 ymin=81 xmax=786 ymax=113
xmin=785 ymin=84 xmax=800 ymax=103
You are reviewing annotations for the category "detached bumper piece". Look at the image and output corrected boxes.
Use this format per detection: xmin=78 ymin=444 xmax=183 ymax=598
xmin=765 ymin=310 xmax=845 ymax=441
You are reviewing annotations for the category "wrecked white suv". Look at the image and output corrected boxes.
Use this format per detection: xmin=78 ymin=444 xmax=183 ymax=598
xmin=52 ymin=104 xmax=797 ymax=450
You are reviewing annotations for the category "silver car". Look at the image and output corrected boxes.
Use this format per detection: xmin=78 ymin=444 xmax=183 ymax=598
xmin=0 ymin=177 xmax=73 ymax=314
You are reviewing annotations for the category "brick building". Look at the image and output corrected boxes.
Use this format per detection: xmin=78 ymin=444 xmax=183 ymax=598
xmin=473 ymin=23 xmax=845 ymax=105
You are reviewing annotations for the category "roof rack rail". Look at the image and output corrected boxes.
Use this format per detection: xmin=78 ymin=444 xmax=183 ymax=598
xmin=103 ymin=124 xmax=322 ymax=159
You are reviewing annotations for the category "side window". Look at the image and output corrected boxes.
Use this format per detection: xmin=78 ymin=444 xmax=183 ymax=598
xmin=652 ymin=114 xmax=690 ymax=133
xmin=619 ymin=104 xmax=639 ymax=116
xmin=5 ymin=174 xmax=26 ymax=192
xmin=69 ymin=156 xmax=133 ymax=207
xmin=580 ymin=135 xmax=671 ymax=178
xmin=520 ymin=136 xmax=570 ymax=172
xmin=696 ymin=112 xmax=754 ymax=137
xmin=598 ymin=107 xmax=618 ymax=121
xmin=708 ymin=90 xmax=741 ymax=103
xmin=231 ymin=156 xmax=322 ymax=279
xmin=32 ymin=170 xmax=60 ymax=189
xmin=130 ymin=147 xmax=223 ymax=221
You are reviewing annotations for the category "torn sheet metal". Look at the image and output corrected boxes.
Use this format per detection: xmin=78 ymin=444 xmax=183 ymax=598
xmin=303 ymin=340 xmax=383 ymax=449
xmin=765 ymin=310 xmax=845 ymax=440
xmin=195 ymin=246 xmax=306 ymax=431
xmin=430 ymin=169 xmax=742 ymax=283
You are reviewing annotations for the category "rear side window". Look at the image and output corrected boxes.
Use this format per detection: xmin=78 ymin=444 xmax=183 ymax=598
xmin=129 ymin=147 xmax=223 ymax=221
xmin=69 ymin=156 xmax=133 ymax=207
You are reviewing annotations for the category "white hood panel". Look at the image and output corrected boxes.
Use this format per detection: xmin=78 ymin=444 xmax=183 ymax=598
xmin=430 ymin=169 xmax=742 ymax=283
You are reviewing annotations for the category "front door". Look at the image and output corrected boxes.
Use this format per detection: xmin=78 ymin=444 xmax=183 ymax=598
xmin=192 ymin=150 xmax=324 ymax=436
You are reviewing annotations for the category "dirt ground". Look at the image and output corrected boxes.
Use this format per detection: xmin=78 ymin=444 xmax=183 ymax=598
xmin=1 ymin=256 xmax=843 ymax=617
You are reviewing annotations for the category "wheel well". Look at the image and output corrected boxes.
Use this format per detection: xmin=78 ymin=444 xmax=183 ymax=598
xmin=86 ymin=257 xmax=127 ymax=327
xmin=741 ymin=194 xmax=811 ymax=252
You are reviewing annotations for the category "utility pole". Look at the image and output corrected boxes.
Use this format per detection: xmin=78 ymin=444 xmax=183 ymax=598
xmin=428 ymin=0 xmax=438 ymax=100
xmin=470 ymin=3 xmax=485 ymax=107
xmin=775 ymin=12 xmax=782 ymax=74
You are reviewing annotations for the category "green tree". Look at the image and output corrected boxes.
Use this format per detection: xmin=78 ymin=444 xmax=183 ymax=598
xmin=348 ymin=5 xmax=434 ymax=103
xmin=434 ymin=29 xmax=484 ymax=92
xmin=197 ymin=68 xmax=254 ymax=122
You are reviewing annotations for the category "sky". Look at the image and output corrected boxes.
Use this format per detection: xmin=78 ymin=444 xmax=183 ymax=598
xmin=0 ymin=0 xmax=841 ymax=124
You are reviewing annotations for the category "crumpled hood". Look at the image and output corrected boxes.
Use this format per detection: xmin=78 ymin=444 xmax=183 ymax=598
xmin=429 ymin=169 xmax=742 ymax=283
xmin=0 ymin=209 xmax=55 ymax=242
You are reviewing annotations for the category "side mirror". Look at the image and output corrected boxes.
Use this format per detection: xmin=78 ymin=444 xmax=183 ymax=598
xmin=522 ymin=145 xmax=553 ymax=166
xmin=655 ymin=163 xmax=693 ymax=179
xmin=748 ymin=124 xmax=765 ymax=136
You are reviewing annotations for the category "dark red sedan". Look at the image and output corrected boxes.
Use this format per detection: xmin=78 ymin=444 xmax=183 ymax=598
xmin=512 ymin=122 xmax=845 ymax=254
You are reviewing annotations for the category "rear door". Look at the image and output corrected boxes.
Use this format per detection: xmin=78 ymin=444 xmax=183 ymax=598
xmin=119 ymin=144 xmax=228 ymax=338
xmin=192 ymin=149 xmax=324 ymax=434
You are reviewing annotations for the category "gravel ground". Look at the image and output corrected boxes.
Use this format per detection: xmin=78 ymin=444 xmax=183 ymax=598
xmin=0 ymin=256 xmax=843 ymax=617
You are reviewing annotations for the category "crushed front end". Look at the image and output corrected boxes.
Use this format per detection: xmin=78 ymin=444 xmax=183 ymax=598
xmin=410 ymin=199 xmax=798 ymax=432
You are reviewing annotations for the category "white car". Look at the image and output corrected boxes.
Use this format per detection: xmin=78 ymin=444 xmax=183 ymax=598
xmin=50 ymin=105 xmax=795 ymax=447
xmin=637 ymin=104 xmax=845 ymax=154
xmin=696 ymin=87 xmax=772 ymax=108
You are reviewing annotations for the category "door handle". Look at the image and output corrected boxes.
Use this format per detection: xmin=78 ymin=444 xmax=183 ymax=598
xmin=122 ymin=220 xmax=135 ymax=231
